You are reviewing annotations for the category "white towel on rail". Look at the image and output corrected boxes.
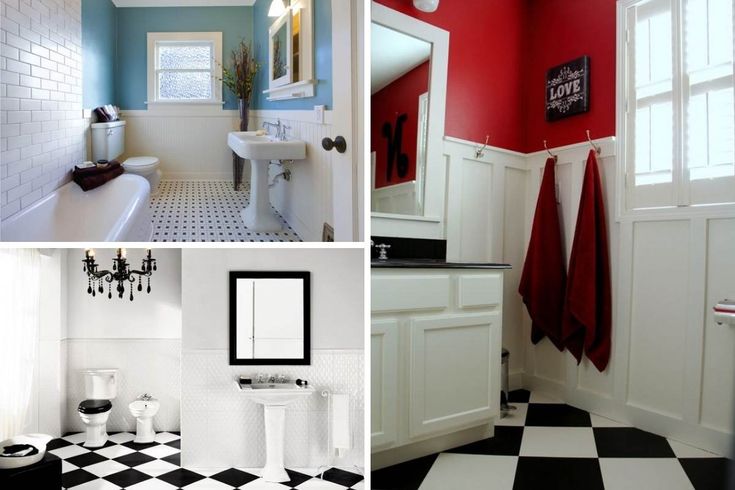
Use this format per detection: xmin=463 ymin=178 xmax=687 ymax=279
xmin=331 ymin=393 xmax=351 ymax=457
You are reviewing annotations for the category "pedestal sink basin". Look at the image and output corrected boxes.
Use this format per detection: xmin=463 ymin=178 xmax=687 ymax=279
xmin=227 ymin=132 xmax=306 ymax=232
xmin=237 ymin=381 xmax=314 ymax=482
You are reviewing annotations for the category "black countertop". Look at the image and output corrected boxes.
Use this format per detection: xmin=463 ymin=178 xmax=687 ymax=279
xmin=371 ymin=259 xmax=511 ymax=269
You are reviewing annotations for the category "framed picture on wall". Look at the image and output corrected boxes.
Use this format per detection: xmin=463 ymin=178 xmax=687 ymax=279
xmin=545 ymin=56 xmax=590 ymax=121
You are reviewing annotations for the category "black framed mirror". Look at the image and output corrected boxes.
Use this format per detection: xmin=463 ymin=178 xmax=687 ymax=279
xmin=229 ymin=271 xmax=310 ymax=365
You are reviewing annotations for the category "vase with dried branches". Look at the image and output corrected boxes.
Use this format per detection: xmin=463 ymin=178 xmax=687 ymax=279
xmin=218 ymin=40 xmax=260 ymax=131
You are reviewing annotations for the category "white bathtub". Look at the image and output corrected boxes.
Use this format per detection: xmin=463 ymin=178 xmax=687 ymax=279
xmin=1 ymin=174 xmax=153 ymax=242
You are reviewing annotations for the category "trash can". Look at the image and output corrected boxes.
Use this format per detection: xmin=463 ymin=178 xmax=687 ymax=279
xmin=500 ymin=348 xmax=516 ymax=417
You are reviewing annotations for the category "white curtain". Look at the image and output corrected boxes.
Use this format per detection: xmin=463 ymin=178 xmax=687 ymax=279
xmin=0 ymin=249 xmax=41 ymax=441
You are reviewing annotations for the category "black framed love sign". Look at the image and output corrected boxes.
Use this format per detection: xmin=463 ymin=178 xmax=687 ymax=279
xmin=545 ymin=56 xmax=590 ymax=121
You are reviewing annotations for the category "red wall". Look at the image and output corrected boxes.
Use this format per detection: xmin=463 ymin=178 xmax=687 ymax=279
xmin=373 ymin=0 xmax=617 ymax=153
xmin=371 ymin=61 xmax=429 ymax=188
xmin=523 ymin=0 xmax=616 ymax=152
xmin=374 ymin=0 xmax=528 ymax=152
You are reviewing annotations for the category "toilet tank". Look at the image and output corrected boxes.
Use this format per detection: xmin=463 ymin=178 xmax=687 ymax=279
xmin=91 ymin=121 xmax=126 ymax=162
xmin=82 ymin=369 xmax=118 ymax=400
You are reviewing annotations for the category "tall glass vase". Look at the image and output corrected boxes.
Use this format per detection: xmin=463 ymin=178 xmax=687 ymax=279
xmin=239 ymin=99 xmax=249 ymax=131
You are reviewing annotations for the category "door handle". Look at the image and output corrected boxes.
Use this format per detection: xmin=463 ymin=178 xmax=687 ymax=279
xmin=322 ymin=136 xmax=347 ymax=154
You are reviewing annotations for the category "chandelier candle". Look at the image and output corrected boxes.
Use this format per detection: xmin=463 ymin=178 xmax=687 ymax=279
xmin=82 ymin=249 xmax=157 ymax=301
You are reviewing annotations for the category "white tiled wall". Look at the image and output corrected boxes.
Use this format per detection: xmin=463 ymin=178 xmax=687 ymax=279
xmin=181 ymin=349 xmax=364 ymax=470
xmin=65 ymin=339 xmax=182 ymax=434
xmin=0 ymin=0 xmax=85 ymax=220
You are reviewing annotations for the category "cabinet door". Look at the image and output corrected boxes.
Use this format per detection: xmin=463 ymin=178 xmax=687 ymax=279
xmin=371 ymin=318 xmax=399 ymax=450
xmin=408 ymin=312 xmax=501 ymax=438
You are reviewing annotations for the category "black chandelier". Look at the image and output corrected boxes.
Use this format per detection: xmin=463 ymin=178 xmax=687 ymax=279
xmin=83 ymin=248 xmax=157 ymax=301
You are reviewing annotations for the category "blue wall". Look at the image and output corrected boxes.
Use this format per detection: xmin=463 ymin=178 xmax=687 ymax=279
xmin=116 ymin=7 xmax=253 ymax=110
xmin=253 ymin=0 xmax=332 ymax=110
xmin=82 ymin=0 xmax=117 ymax=109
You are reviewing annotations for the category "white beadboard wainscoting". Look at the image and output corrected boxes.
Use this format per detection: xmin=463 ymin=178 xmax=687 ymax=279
xmin=64 ymin=339 xmax=182 ymax=434
xmin=181 ymin=349 xmax=364 ymax=470
xmin=443 ymin=135 xmax=735 ymax=456
xmin=117 ymin=109 xmax=334 ymax=242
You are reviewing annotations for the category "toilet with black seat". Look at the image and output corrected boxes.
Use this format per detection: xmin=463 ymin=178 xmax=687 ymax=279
xmin=77 ymin=369 xmax=118 ymax=448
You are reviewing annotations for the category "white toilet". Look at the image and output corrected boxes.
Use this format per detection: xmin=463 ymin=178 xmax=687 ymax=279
xmin=78 ymin=369 xmax=118 ymax=448
xmin=128 ymin=394 xmax=160 ymax=443
xmin=91 ymin=120 xmax=162 ymax=195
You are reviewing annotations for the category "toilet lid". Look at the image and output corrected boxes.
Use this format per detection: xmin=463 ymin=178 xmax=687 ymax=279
xmin=78 ymin=399 xmax=112 ymax=414
xmin=124 ymin=156 xmax=159 ymax=170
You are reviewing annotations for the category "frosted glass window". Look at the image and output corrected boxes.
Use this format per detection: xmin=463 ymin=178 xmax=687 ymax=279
xmin=155 ymin=41 xmax=215 ymax=101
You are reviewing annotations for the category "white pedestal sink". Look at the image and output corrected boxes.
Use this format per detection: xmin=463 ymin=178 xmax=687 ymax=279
xmin=227 ymin=132 xmax=306 ymax=232
xmin=237 ymin=382 xmax=314 ymax=482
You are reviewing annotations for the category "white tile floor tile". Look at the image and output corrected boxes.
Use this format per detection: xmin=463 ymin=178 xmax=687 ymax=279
xmin=528 ymin=391 xmax=563 ymax=404
xmin=49 ymin=443 xmax=90 ymax=459
xmin=294 ymin=478 xmax=347 ymax=489
xmin=139 ymin=443 xmax=180 ymax=459
xmin=153 ymin=432 xmax=181 ymax=444
xmin=182 ymin=478 xmax=235 ymax=489
xmin=519 ymin=427 xmax=598 ymax=458
xmin=94 ymin=443 xmax=135 ymax=459
xmin=150 ymin=181 xmax=302 ymax=243
xmin=62 ymin=460 xmax=79 ymax=473
xmin=134 ymin=459 xmax=182 ymax=477
xmin=72 ymin=478 xmax=125 ymax=490
xmin=62 ymin=433 xmax=88 ymax=444
xmin=590 ymin=413 xmax=629 ymax=428
xmin=84 ymin=459 xmax=131 ymax=478
xmin=418 ymin=454 xmax=518 ymax=490
xmin=599 ymin=458 xmax=695 ymax=490
xmin=125 ymin=479 xmax=178 ymax=490
xmin=667 ymin=439 xmax=722 ymax=458
xmin=239 ymin=480 xmax=291 ymax=489
xmin=108 ymin=432 xmax=136 ymax=444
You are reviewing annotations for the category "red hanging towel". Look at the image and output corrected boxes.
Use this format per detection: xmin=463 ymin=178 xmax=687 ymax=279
xmin=562 ymin=150 xmax=612 ymax=371
xmin=519 ymin=157 xmax=567 ymax=351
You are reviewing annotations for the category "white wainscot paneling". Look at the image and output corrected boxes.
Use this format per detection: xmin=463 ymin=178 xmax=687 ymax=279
xmin=700 ymin=218 xmax=735 ymax=434
xmin=122 ymin=111 xmax=239 ymax=180
xmin=181 ymin=349 xmax=364 ymax=470
xmin=252 ymin=111 xmax=334 ymax=242
xmin=65 ymin=340 xmax=181 ymax=433
xmin=371 ymin=320 xmax=399 ymax=450
xmin=627 ymin=220 xmax=690 ymax=418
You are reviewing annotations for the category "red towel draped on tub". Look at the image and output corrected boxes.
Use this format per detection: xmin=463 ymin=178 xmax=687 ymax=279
xmin=562 ymin=150 xmax=612 ymax=371
xmin=519 ymin=157 xmax=567 ymax=351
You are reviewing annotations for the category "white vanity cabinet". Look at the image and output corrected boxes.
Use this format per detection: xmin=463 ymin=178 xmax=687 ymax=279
xmin=371 ymin=266 xmax=506 ymax=461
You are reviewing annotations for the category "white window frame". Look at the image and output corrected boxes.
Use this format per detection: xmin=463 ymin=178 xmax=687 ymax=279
xmin=146 ymin=32 xmax=223 ymax=110
xmin=616 ymin=0 xmax=735 ymax=217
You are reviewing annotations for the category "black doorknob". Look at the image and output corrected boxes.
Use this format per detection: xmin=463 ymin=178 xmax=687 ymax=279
xmin=322 ymin=136 xmax=347 ymax=153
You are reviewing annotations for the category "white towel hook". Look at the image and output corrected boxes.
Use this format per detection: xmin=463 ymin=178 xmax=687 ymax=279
xmin=543 ymin=140 xmax=558 ymax=162
xmin=586 ymin=130 xmax=601 ymax=155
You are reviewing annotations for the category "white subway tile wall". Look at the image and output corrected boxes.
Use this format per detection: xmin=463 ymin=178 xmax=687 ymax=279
xmin=181 ymin=349 xmax=364 ymax=470
xmin=0 ymin=0 xmax=84 ymax=220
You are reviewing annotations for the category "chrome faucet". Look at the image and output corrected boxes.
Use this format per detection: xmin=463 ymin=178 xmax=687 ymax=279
xmin=375 ymin=243 xmax=391 ymax=261
xmin=262 ymin=119 xmax=292 ymax=141
xmin=138 ymin=393 xmax=153 ymax=401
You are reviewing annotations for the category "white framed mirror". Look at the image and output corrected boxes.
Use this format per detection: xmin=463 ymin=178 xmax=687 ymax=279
xmin=264 ymin=0 xmax=316 ymax=101
xmin=370 ymin=2 xmax=449 ymax=239
xmin=229 ymin=271 xmax=310 ymax=365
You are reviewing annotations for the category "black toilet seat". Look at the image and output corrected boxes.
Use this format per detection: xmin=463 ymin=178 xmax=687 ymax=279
xmin=78 ymin=399 xmax=112 ymax=414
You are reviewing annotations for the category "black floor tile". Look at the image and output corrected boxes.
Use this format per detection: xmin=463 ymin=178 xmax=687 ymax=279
xmin=161 ymin=452 xmax=181 ymax=466
xmin=165 ymin=439 xmax=181 ymax=449
xmin=508 ymin=389 xmax=531 ymax=403
xmin=62 ymin=469 xmax=97 ymax=488
xmin=47 ymin=438 xmax=72 ymax=450
xmin=321 ymin=468 xmax=364 ymax=487
xmin=87 ymin=440 xmax=117 ymax=450
xmin=113 ymin=451 xmax=157 ymax=467
xmin=65 ymin=451 xmax=108 ymax=468
xmin=525 ymin=403 xmax=592 ymax=427
xmin=158 ymin=468 xmax=206 ymax=487
xmin=513 ymin=457 xmax=604 ymax=490
xmin=371 ymin=453 xmax=439 ymax=490
xmin=122 ymin=440 xmax=160 ymax=450
xmin=679 ymin=458 xmax=732 ymax=490
xmin=210 ymin=468 xmax=259 ymax=486
xmin=594 ymin=427 xmax=676 ymax=458
xmin=446 ymin=426 xmax=525 ymax=456
xmin=104 ymin=468 xmax=152 ymax=487
xmin=283 ymin=469 xmax=312 ymax=487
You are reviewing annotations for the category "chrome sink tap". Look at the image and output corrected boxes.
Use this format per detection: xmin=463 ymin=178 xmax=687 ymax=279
xmin=138 ymin=393 xmax=153 ymax=401
xmin=262 ymin=119 xmax=291 ymax=141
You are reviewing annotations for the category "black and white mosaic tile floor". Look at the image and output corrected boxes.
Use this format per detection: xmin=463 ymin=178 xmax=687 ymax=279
xmin=372 ymin=390 xmax=733 ymax=490
xmin=150 ymin=181 xmax=302 ymax=242
xmin=49 ymin=431 xmax=363 ymax=489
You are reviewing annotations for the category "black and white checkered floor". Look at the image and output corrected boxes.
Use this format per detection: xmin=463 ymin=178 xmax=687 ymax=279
xmin=372 ymin=390 xmax=732 ymax=490
xmin=150 ymin=181 xmax=302 ymax=242
xmin=49 ymin=431 xmax=363 ymax=489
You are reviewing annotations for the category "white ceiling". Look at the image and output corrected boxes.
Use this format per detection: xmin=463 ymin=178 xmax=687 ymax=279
xmin=371 ymin=23 xmax=431 ymax=95
xmin=112 ymin=0 xmax=255 ymax=7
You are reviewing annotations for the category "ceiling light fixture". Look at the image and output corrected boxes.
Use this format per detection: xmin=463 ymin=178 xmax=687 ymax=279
xmin=413 ymin=0 xmax=439 ymax=12
xmin=82 ymin=248 xmax=157 ymax=301
xmin=268 ymin=0 xmax=287 ymax=17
